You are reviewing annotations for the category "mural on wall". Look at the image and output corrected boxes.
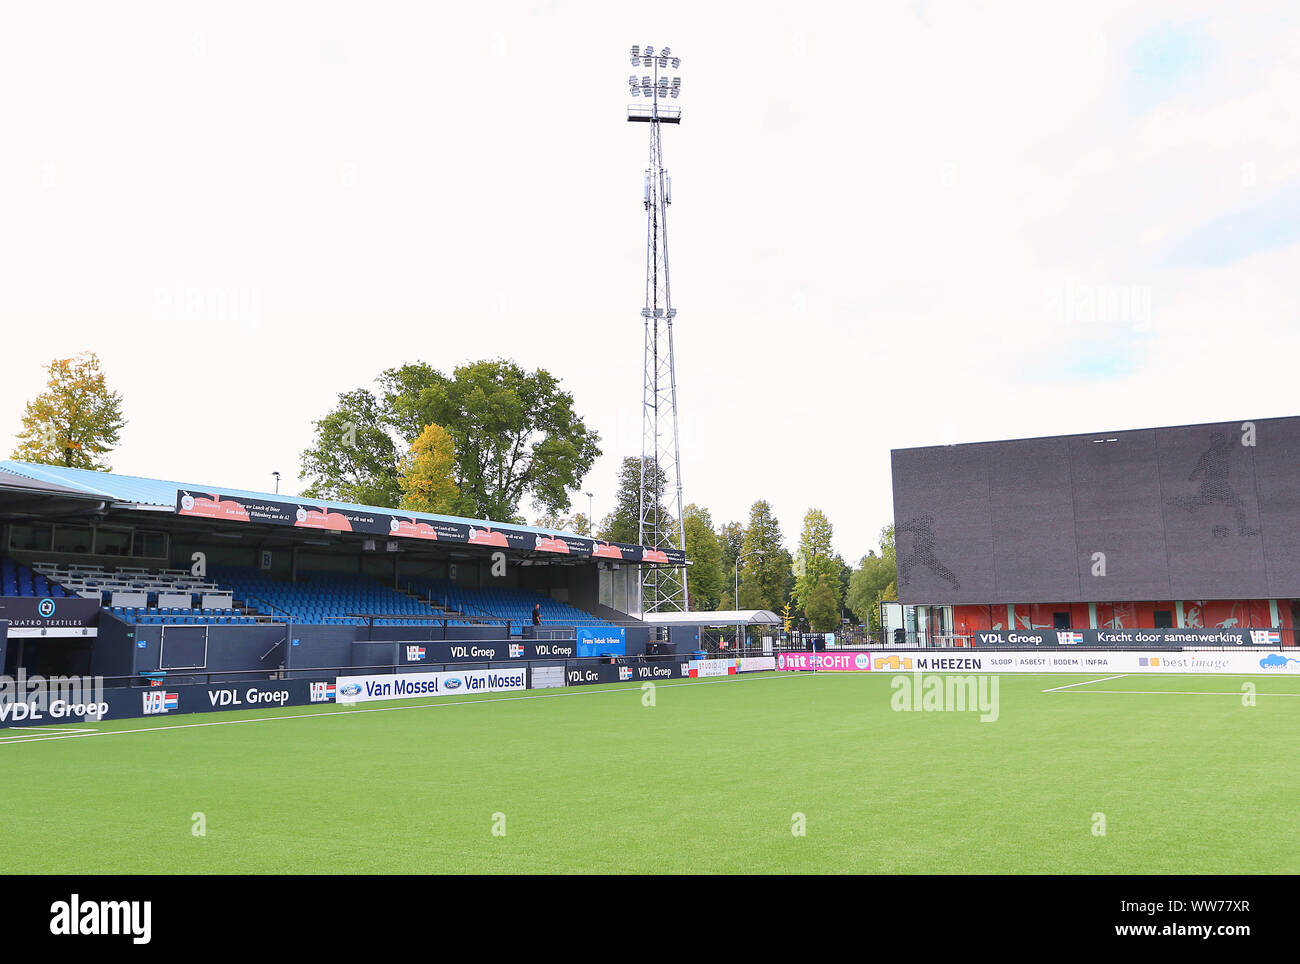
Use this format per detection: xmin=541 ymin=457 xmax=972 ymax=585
xmin=1169 ymin=431 xmax=1260 ymax=538
xmin=897 ymin=514 xmax=960 ymax=591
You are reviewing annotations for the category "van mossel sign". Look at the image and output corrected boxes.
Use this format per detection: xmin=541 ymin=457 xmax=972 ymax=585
xmin=970 ymin=628 xmax=1282 ymax=648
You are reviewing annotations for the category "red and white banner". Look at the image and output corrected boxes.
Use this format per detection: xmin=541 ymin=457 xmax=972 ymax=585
xmin=687 ymin=659 xmax=737 ymax=678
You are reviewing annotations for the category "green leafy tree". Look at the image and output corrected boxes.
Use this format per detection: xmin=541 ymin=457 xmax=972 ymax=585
xmin=398 ymin=423 xmax=463 ymax=514
xmin=380 ymin=359 xmax=600 ymax=522
xmin=300 ymin=360 xmax=600 ymax=521
xmin=737 ymin=500 xmax=791 ymax=613
xmin=682 ymin=504 xmax=725 ymax=610
xmin=793 ymin=508 xmax=844 ymax=630
xmin=804 ymin=577 xmax=841 ymax=632
xmin=847 ymin=525 xmax=898 ymax=630
xmin=569 ymin=512 xmax=592 ymax=537
xmin=718 ymin=520 xmax=744 ymax=599
xmin=12 ymin=352 xmax=126 ymax=470
xmin=299 ymin=388 xmax=402 ymax=506
xmin=597 ymin=456 xmax=671 ymax=545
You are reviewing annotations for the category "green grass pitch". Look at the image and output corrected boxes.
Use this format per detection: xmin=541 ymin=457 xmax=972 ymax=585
xmin=2 ymin=671 xmax=1296 ymax=874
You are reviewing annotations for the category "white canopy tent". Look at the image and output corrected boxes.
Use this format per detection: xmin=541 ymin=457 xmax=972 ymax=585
xmin=638 ymin=610 xmax=780 ymax=627
xmin=639 ymin=610 xmax=781 ymax=655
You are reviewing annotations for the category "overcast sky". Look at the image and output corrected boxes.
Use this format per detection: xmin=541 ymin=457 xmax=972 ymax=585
xmin=2 ymin=1 xmax=1298 ymax=563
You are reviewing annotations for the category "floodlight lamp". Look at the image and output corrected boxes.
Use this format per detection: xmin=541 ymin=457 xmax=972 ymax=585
xmin=644 ymin=45 xmax=655 ymax=57
xmin=661 ymin=47 xmax=672 ymax=56
xmin=631 ymin=45 xmax=640 ymax=56
xmin=671 ymin=57 xmax=680 ymax=68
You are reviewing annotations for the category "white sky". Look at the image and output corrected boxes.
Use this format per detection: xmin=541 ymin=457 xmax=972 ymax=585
xmin=2 ymin=1 xmax=1298 ymax=563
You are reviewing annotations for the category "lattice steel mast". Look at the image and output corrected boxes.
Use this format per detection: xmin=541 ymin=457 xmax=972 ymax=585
xmin=628 ymin=44 xmax=686 ymax=613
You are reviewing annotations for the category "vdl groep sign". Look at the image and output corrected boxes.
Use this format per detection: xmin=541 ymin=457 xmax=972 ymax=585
xmin=972 ymin=628 xmax=1273 ymax=647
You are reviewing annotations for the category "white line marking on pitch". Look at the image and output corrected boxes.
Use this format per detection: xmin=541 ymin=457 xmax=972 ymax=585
xmin=0 ymin=726 xmax=100 ymax=737
xmin=1049 ymin=689 xmax=1300 ymax=697
xmin=0 ymin=672 xmax=804 ymax=748
xmin=1042 ymin=675 xmax=1130 ymax=692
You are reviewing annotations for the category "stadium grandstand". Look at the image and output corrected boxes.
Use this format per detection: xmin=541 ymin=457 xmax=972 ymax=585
xmin=0 ymin=460 xmax=688 ymax=681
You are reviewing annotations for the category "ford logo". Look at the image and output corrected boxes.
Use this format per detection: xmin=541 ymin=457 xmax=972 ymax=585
xmin=340 ymin=683 xmax=362 ymax=696
xmin=444 ymin=677 xmax=463 ymax=690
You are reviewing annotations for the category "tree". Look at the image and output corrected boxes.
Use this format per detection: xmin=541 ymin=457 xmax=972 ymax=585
xmin=718 ymin=520 xmax=745 ymax=598
xmin=12 ymin=352 xmax=126 ymax=470
xmin=398 ymin=423 xmax=462 ymax=514
xmin=792 ymin=508 xmax=845 ymax=631
xmin=804 ymin=577 xmax=840 ymax=632
xmin=682 ymin=504 xmax=725 ymax=610
xmin=299 ymin=388 xmax=402 ymax=507
xmin=597 ymin=456 xmax=671 ymax=545
xmin=793 ymin=508 xmax=843 ymax=621
xmin=569 ymin=512 xmax=592 ymax=537
xmin=737 ymin=500 xmax=791 ymax=612
xmin=380 ymin=359 xmax=600 ymax=522
xmin=847 ymin=525 xmax=898 ymax=630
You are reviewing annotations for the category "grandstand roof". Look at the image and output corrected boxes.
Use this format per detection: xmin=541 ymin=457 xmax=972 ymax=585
xmin=0 ymin=460 xmax=581 ymax=536
xmin=0 ymin=467 xmax=111 ymax=517
xmin=0 ymin=460 xmax=685 ymax=565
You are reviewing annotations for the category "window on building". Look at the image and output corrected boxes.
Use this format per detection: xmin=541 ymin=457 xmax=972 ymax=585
xmin=8 ymin=524 xmax=53 ymax=552
xmin=130 ymin=530 xmax=168 ymax=558
xmin=94 ymin=527 xmax=132 ymax=556
xmin=51 ymin=525 xmax=92 ymax=554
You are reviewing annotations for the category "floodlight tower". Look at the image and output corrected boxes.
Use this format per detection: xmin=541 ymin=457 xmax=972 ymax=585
xmin=628 ymin=43 xmax=687 ymax=614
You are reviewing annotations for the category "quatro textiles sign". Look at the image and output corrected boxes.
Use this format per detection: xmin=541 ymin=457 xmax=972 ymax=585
xmin=334 ymin=669 xmax=526 ymax=704
xmin=777 ymin=652 xmax=873 ymax=672
xmin=0 ymin=597 xmax=100 ymax=629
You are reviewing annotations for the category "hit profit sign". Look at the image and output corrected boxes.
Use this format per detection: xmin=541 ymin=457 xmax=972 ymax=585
xmin=334 ymin=669 xmax=527 ymax=704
